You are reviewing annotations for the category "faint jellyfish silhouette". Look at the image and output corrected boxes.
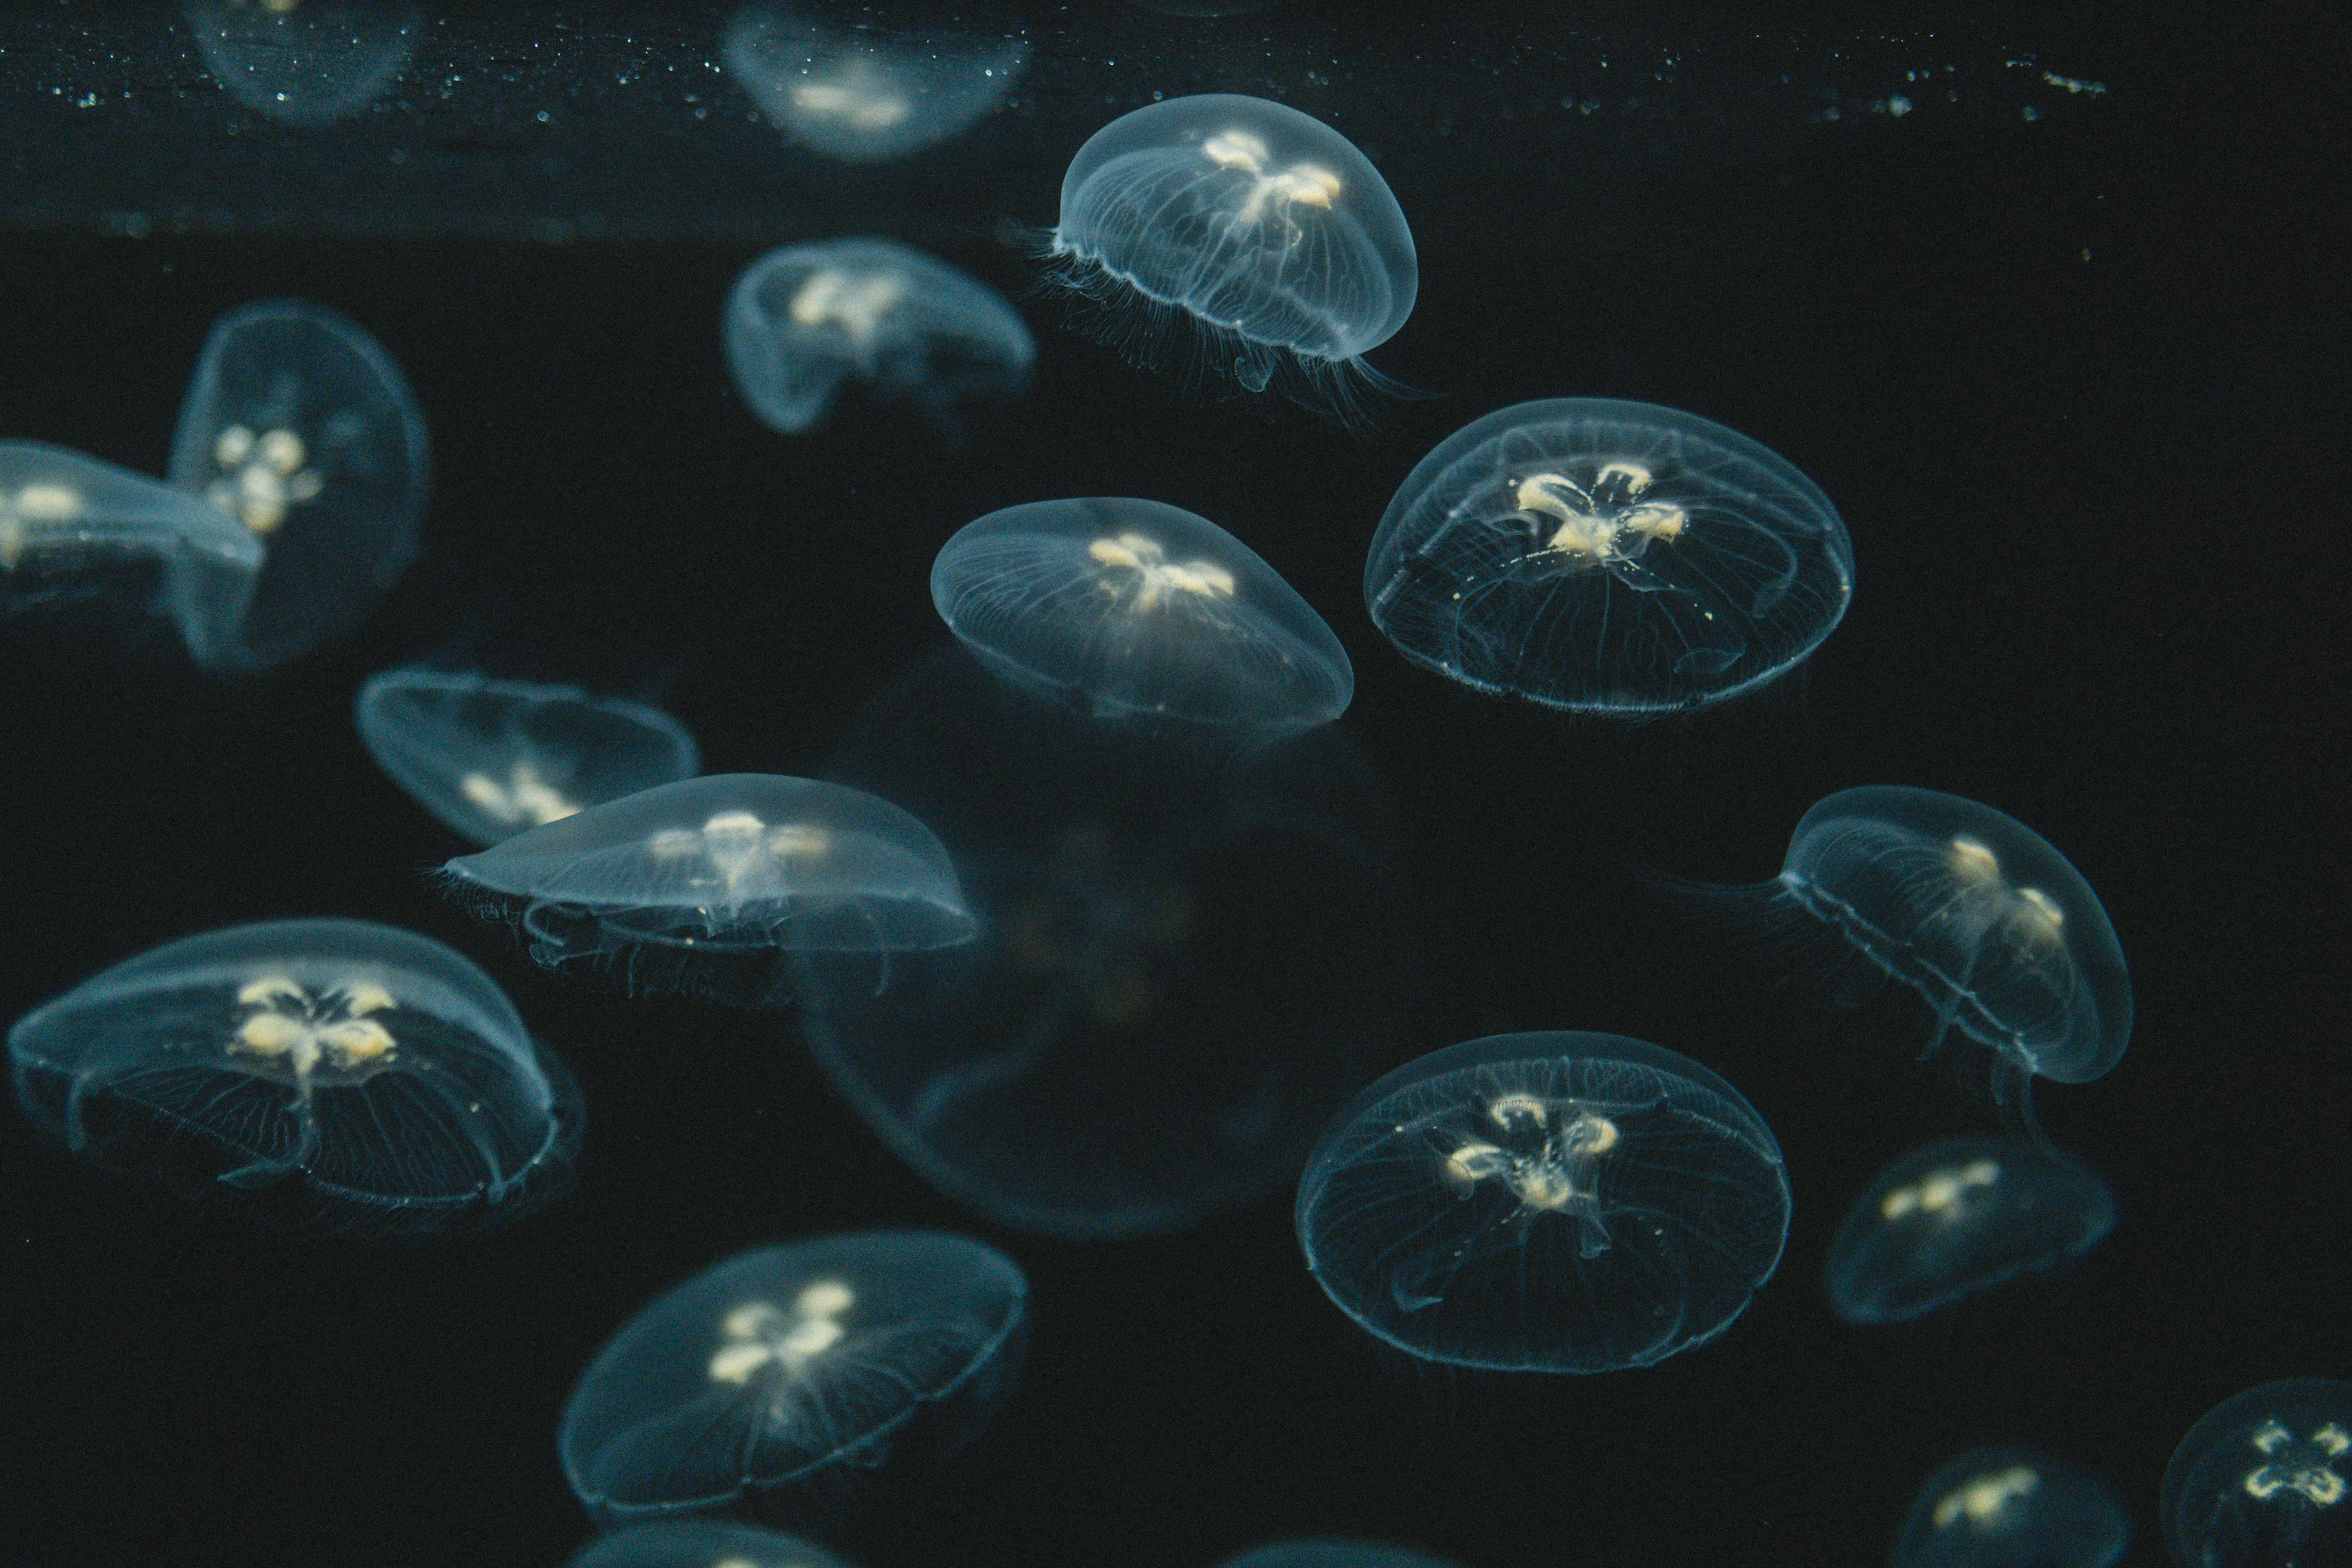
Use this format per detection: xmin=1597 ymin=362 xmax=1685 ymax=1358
xmin=170 ymin=300 xmax=428 ymax=669
xmin=796 ymin=646 xmax=1410 ymax=1239
xmin=1295 ymin=1031 xmax=1789 ymax=1373
xmin=725 ymin=239 xmax=1033 ymax=435
xmin=2 ymin=440 xmax=262 ymax=655
xmin=7 ymin=918 xmax=582 ymax=1235
xmin=722 ymin=6 xmax=1028 ymax=164
xmin=440 ymin=774 xmax=976 ymax=1006
xmin=184 ymin=0 xmax=421 ymax=129
xmin=2163 ymin=1380 xmax=2352 ymax=1568
xmin=1826 ymin=1137 xmax=2116 ymax=1324
xmin=1660 ymin=786 xmax=2129 ymax=1128
xmin=559 ymin=1232 xmax=1028 ymax=1527
xmin=1218 ymin=1542 xmax=1464 ymax=1568
xmin=1893 ymin=1447 xmax=2130 ymax=1568
xmin=1365 ymin=398 xmax=1854 ymax=713
xmin=356 ymin=668 xmax=701 ymax=846
xmin=567 ymin=1520 xmax=858 ymax=1568
xmin=1040 ymin=94 xmax=1417 ymax=423
xmin=930 ymin=497 xmax=1353 ymax=736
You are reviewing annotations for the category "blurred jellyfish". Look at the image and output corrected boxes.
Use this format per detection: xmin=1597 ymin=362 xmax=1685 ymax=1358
xmin=2163 ymin=1380 xmax=2352 ymax=1568
xmin=440 ymin=774 xmax=975 ymax=1006
xmin=356 ymin=667 xmax=701 ymax=846
xmin=568 ymin=1521 xmax=857 ymax=1568
xmin=1295 ymin=1031 xmax=1789 ymax=1373
xmin=796 ymin=646 xmax=1410 ymax=1239
xmin=559 ymin=1232 xmax=1028 ymax=1526
xmin=1041 ymin=94 xmax=1417 ymax=421
xmin=1365 ymin=398 xmax=1854 ymax=713
xmin=1893 ymin=1448 xmax=2130 ymax=1568
xmin=1219 ymin=1543 xmax=1464 ymax=1568
xmin=184 ymin=0 xmax=421 ymax=129
xmin=930 ymin=497 xmax=1353 ymax=736
xmin=1826 ymin=1137 xmax=2116 ymax=1324
xmin=7 ymin=918 xmax=581 ymax=1235
xmin=725 ymin=238 xmax=1033 ymax=435
xmin=170 ymin=300 xmax=428 ymax=669
xmin=722 ymin=6 xmax=1028 ymax=164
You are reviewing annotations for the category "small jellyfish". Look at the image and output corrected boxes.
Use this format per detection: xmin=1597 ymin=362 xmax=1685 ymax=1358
xmin=1295 ymin=1031 xmax=1790 ymax=1373
xmin=7 ymin=918 xmax=581 ymax=1235
xmin=1041 ymin=94 xmax=1417 ymax=420
xmin=559 ymin=1232 xmax=1028 ymax=1527
xmin=1826 ymin=1137 xmax=2116 ymax=1324
xmin=356 ymin=667 xmax=701 ymax=846
xmin=930 ymin=497 xmax=1353 ymax=735
xmin=170 ymin=299 xmax=428 ymax=670
xmin=1665 ymin=786 xmax=2130 ymax=1124
xmin=440 ymin=774 xmax=976 ymax=1006
xmin=722 ymin=6 xmax=1028 ymax=164
xmin=1365 ymin=398 xmax=1854 ymax=713
xmin=1893 ymin=1447 xmax=2130 ymax=1568
xmin=567 ymin=1521 xmax=857 ymax=1568
xmin=1219 ymin=1543 xmax=1465 ymax=1568
xmin=724 ymin=239 xmax=1033 ymax=435
xmin=2163 ymin=1380 xmax=2352 ymax=1568
xmin=184 ymin=0 xmax=421 ymax=128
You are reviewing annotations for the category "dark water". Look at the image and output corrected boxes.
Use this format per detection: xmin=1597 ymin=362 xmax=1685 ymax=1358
xmin=1 ymin=1 xmax=2340 ymax=1566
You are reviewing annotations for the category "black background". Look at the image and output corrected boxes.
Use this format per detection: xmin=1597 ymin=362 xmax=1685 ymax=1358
xmin=2 ymin=1 xmax=2343 ymax=1566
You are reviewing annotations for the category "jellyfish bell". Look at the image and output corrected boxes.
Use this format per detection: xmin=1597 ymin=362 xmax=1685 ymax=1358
xmin=2163 ymin=1380 xmax=2352 ymax=1568
xmin=722 ymin=6 xmax=1028 ymax=164
xmin=184 ymin=0 xmax=421 ymax=129
xmin=566 ymin=1521 xmax=859 ymax=1568
xmin=1893 ymin=1448 xmax=2130 ymax=1568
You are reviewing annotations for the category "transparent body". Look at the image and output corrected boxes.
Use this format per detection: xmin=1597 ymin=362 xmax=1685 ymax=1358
xmin=567 ymin=1521 xmax=856 ymax=1568
xmin=1043 ymin=94 xmax=1417 ymax=417
xmin=1366 ymin=398 xmax=1853 ymax=713
xmin=356 ymin=667 xmax=701 ymax=846
xmin=797 ymin=647 xmax=1409 ymax=1239
xmin=930 ymin=497 xmax=1353 ymax=735
xmin=442 ymin=773 xmax=975 ymax=1005
xmin=724 ymin=238 xmax=1033 ymax=435
xmin=721 ymin=6 xmax=1027 ymax=164
xmin=559 ymin=1232 xmax=1028 ymax=1526
xmin=1 ymin=439 xmax=262 ymax=655
xmin=169 ymin=299 xmax=428 ymax=670
xmin=1220 ymin=1542 xmax=1464 ymax=1568
xmin=1295 ymin=1031 xmax=1790 ymax=1373
xmin=2163 ymin=1380 xmax=2352 ymax=1568
xmin=1826 ymin=1137 xmax=2116 ymax=1324
xmin=183 ymin=0 xmax=420 ymax=129
xmin=7 ymin=918 xmax=581 ymax=1235
xmin=1893 ymin=1447 xmax=2130 ymax=1568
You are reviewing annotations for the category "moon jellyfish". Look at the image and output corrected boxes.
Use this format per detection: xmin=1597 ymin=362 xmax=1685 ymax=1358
xmin=1041 ymin=94 xmax=1417 ymax=421
xmin=183 ymin=0 xmax=421 ymax=128
xmin=724 ymin=239 xmax=1033 ymax=436
xmin=559 ymin=1232 xmax=1027 ymax=1527
xmin=1894 ymin=1448 xmax=2130 ymax=1568
xmin=356 ymin=667 xmax=700 ymax=846
xmin=1220 ymin=1544 xmax=1464 ymax=1568
xmin=1825 ymin=1137 xmax=2116 ymax=1324
xmin=796 ymin=647 xmax=1409 ymax=1239
xmin=568 ymin=1521 xmax=856 ymax=1568
xmin=7 ymin=918 xmax=581 ymax=1236
xmin=170 ymin=299 xmax=429 ymax=670
xmin=930 ymin=497 xmax=1353 ymax=736
xmin=1365 ymin=398 xmax=1853 ymax=713
xmin=1295 ymin=1031 xmax=1789 ymax=1373
xmin=722 ymin=6 xmax=1028 ymax=164
xmin=2163 ymin=1381 xmax=2352 ymax=1568
xmin=440 ymin=774 xmax=975 ymax=1006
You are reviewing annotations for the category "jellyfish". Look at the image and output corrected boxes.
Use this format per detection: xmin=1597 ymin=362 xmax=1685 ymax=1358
xmin=170 ymin=299 xmax=428 ymax=670
xmin=930 ymin=497 xmax=1353 ymax=736
xmin=1365 ymin=398 xmax=1854 ymax=713
xmin=183 ymin=0 xmax=420 ymax=129
xmin=440 ymin=774 xmax=976 ymax=1006
xmin=1825 ymin=1137 xmax=2116 ymax=1324
xmin=1039 ymin=94 xmax=1417 ymax=421
xmin=567 ymin=1521 xmax=857 ymax=1568
xmin=796 ymin=647 xmax=1407 ymax=1238
xmin=559 ymin=1232 xmax=1028 ymax=1527
xmin=724 ymin=239 xmax=1034 ymax=435
xmin=1893 ymin=1448 xmax=2130 ymax=1568
xmin=722 ymin=6 xmax=1028 ymax=164
xmin=7 ymin=918 xmax=581 ymax=1235
xmin=356 ymin=667 xmax=701 ymax=846
xmin=1294 ymin=1031 xmax=1789 ymax=1373
xmin=1662 ymin=786 xmax=2130 ymax=1125
xmin=1219 ymin=1543 xmax=1465 ymax=1568
xmin=2163 ymin=1380 xmax=2352 ymax=1568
